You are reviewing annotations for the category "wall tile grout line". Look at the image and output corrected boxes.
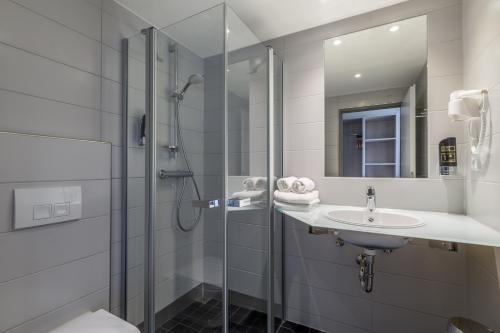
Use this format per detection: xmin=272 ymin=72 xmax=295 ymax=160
xmin=0 ymin=250 xmax=110 ymax=286
xmin=0 ymin=178 xmax=111 ymax=185
xmin=0 ymin=40 xmax=102 ymax=79
xmin=8 ymin=0 xmax=102 ymax=44
xmin=284 ymin=253 xmax=467 ymax=287
xmin=0 ymin=87 xmax=102 ymax=115
xmin=0 ymin=213 xmax=111 ymax=236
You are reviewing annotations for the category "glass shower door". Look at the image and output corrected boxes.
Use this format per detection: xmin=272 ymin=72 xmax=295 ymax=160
xmin=225 ymin=6 xmax=284 ymax=332
xmin=124 ymin=5 xmax=226 ymax=332
xmin=124 ymin=4 xmax=282 ymax=332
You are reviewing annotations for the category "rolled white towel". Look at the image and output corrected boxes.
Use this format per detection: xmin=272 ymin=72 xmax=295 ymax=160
xmin=231 ymin=190 xmax=266 ymax=201
xmin=243 ymin=177 xmax=267 ymax=190
xmin=277 ymin=176 xmax=297 ymax=192
xmin=274 ymin=199 xmax=320 ymax=212
xmin=273 ymin=190 xmax=319 ymax=205
xmin=292 ymin=177 xmax=315 ymax=194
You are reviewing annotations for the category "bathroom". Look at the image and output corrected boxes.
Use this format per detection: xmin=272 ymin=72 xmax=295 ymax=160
xmin=0 ymin=0 xmax=499 ymax=332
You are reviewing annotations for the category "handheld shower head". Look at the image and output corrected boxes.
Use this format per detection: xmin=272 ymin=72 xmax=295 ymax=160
xmin=176 ymin=74 xmax=204 ymax=100
xmin=187 ymin=73 xmax=204 ymax=85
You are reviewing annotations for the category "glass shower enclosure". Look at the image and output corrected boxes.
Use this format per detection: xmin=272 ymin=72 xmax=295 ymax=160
xmin=122 ymin=4 xmax=283 ymax=333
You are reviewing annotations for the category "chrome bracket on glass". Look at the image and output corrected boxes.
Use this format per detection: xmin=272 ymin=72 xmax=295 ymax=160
xmin=192 ymin=199 xmax=220 ymax=209
xmin=158 ymin=170 xmax=193 ymax=179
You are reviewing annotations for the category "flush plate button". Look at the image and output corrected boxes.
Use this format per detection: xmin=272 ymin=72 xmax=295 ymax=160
xmin=53 ymin=202 xmax=70 ymax=217
xmin=33 ymin=204 xmax=52 ymax=220
xmin=14 ymin=186 xmax=82 ymax=230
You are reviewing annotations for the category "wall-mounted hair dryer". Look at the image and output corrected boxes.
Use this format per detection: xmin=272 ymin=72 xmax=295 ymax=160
xmin=448 ymin=89 xmax=489 ymax=171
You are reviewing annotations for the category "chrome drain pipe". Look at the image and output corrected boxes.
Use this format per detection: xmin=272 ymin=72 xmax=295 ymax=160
xmin=356 ymin=249 xmax=376 ymax=293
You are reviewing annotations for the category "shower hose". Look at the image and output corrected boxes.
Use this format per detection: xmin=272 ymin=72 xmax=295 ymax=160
xmin=174 ymin=101 xmax=203 ymax=232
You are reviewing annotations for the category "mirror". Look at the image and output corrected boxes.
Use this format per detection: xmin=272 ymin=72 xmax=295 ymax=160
xmin=227 ymin=54 xmax=267 ymax=177
xmin=324 ymin=16 xmax=428 ymax=178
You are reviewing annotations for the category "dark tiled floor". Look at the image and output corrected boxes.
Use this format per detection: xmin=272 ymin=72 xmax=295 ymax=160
xmin=155 ymin=299 xmax=324 ymax=333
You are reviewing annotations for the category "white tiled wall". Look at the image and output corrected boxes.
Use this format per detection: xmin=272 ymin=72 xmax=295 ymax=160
xmin=275 ymin=0 xmax=466 ymax=189
xmin=99 ymin=0 xmax=149 ymax=319
xmin=270 ymin=0 xmax=468 ymax=331
xmin=0 ymin=133 xmax=111 ymax=333
xmin=462 ymin=0 xmax=500 ymax=331
xmin=4 ymin=1 xmax=499 ymax=332
xmin=0 ymin=0 xmax=114 ymax=331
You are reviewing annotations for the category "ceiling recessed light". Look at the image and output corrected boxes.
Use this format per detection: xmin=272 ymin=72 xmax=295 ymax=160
xmin=389 ymin=25 xmax=400 ymax=32
xmin=333 ymin=39 xmax=342 ymax=46
xmin=226 ymin=28 xmax=230 ymax=34
xmin=354 ymin=73 xmax=362 ymax=79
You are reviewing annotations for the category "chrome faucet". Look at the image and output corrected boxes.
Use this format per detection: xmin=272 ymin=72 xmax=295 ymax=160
xmin=366 ymin=186 xmax=376 ymax=212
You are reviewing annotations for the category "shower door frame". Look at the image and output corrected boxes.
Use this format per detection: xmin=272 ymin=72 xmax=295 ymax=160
xmin=222 ymin=8 xmax=229 ymax=332
xmin=266 ymin=45 xmax=276 ymax=333
xmin=143 ymin=26 xmax=157 ymax=333
xmin=127 ymin=8 xmax=284 ymax=332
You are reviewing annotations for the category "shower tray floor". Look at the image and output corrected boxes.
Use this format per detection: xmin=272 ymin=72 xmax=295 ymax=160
xmin=155 ymin=298 xmax=324 ymax=333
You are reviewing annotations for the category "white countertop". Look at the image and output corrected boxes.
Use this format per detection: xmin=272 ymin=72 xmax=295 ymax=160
xmin=277 ymin=204 xmax=500 ymax=247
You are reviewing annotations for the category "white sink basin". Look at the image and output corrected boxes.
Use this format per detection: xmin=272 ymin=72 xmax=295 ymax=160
xmin=326 ymin=208 xmax=425 ymax=229
xmin=325 ymin=208 xmax=425 ymax=249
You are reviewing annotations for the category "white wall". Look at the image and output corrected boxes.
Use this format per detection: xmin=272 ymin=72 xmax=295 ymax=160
xmin=271 ymin=0 xmax=467 ymax=331
xmin=274 ymin=0 xmax=465 ymax=199
xmin=0 ymin=1 xmax=112 ymax=331
xmin=462 ymin=0 xmax=500 ymax=331
xmin=99 ymin=0 xmax=150 ymax=319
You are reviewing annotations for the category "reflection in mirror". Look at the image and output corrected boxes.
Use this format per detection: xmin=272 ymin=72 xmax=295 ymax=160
xmin=226 ymin=11 xmax=271 ymax=213
xmin=324 ymin=16 xmax=428 ymax=178
xmin=227 ymin=56 xmax=266 ymax=176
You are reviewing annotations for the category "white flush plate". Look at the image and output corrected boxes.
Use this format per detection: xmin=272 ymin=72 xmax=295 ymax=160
xmin=14 ymin=186 xmax=82 ymax=230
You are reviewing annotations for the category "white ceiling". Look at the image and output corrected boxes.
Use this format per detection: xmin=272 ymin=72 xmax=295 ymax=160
xmin=226 ymin=0 xmax=408 ymax=41
xmin=115 ymin=0 xmax=408 ymax=53
xmin=325 ymin=15 xmax=427 ymax=98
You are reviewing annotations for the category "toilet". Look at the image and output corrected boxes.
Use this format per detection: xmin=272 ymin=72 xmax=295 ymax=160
xmin=49 ymin=309 xmax=140 ymax=333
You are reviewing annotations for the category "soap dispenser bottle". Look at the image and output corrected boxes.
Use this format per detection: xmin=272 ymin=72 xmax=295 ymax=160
xmin=439 ymin=137 xmax=457 ymax=176
xmin=139 ymin=114 xmax=146 ymax=146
